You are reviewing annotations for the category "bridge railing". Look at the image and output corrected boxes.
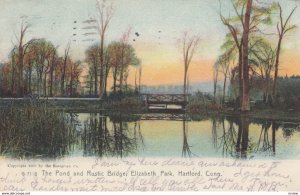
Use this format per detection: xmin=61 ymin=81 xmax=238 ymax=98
xmin=141 ymin=94 xmax=191 ymax=104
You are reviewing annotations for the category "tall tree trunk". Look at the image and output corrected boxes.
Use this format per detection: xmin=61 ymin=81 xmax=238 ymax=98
xmin=17 ymin=49 xmax=24 ymax=97
xmin=70 ymin=76 xmax=73 ymax=97
xmin=104 ymin=67 xmax=109 ymax=96
xmin=99 ymin=34 xmax=104 ymax=97
xmin=38 ymin=71 xmax=43 ymax=97
xmin=102 ymin=52 xmax=110 ymax=97
xmin=134 ymin=69 xmax=137 ymax=91
xmin=213 ymin=67 xmax=218 ymax=102
xmin=238 ymin=47 xmax=243 ymax=109
xmin=89 ymin=74 xmax=92 ymax=96
xmin=28 ymin=67 xmax=32 ymax=94
xmin=222 ymin=74 xmax=227 ymax=105
xmin=61 ymin=65 xmax=66 ymax=96
xmin=113 ymin=69 xmax=117 ymax=93
xmin=61 ymin=45 xmax=70 ymax=96
xmin=11 ymin=64 xmax=16 ymax=94
xmin=94 ymin=63 xmax=98 ymax=96
xmin=273 ymin=37 xmax=282 ymax=103
xmin=43 ymin=72 xmax=47 ymax=97
xmin=49 ymin=72 xmax=53 ymax=97
xmin=49 ymin=64 xmax=54 ymax=97
xmin=138 ymin=67 xmax=142 ymax=92
xmin=241 ymin=0 xmax=253 ymax=112
xmin=183 ymin=68 xmax=188 ymax=102
xmin=119 ymin=46 xmax=125 ymax=92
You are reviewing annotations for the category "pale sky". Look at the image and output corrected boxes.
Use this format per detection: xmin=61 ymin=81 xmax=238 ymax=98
xmin=1 ymin=0 xmax=300 ymax=85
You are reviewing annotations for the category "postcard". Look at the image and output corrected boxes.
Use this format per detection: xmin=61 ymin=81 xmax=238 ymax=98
xmin=0 ymin=0 xmax=300 ymax=193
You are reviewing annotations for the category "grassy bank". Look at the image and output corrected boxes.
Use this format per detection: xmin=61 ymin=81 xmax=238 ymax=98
xmin=1 ymin=97 xmax=300 ymax=122
xmin=0 ymin=101 xmax=76 ymax=158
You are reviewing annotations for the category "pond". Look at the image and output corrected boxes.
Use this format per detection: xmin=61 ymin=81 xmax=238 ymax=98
xmin=1 ymin=108 xmax=300 ymax=160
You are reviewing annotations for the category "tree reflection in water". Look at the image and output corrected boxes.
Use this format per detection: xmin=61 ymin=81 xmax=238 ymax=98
xmin=1 ymin=107 xmax=300 ymax=159
xmin=235 ymin=114 xmax=249 ymax=159
xmin=182 ymin=119 xmax=192 ymax=157
xmin=212 ymin=117 xmax=238 ymax=157
xmin=208 ymin=115 xmax=300 ymax=159
xmin=82 ymin=112 xmax=143 ymax=158
xmin=81 ymin=113 xmax=299 ymax=159
xmin=254 ymin=121 xmax=279 ymax=155
xmin=82 ymin=112 xmax=113 ymax=157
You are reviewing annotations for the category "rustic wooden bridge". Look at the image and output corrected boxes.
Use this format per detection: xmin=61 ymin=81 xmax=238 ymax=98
xmin=141 ymin=93 xmax=190 ymax=110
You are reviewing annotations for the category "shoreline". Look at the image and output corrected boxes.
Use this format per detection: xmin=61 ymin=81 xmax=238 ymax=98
xmin=1 ymin=98 xmax=300 ymax=122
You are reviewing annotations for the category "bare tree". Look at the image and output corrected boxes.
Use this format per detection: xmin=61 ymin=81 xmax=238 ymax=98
xmin=213 ymin=62 xmax=219 ymax=102
xmin=179 ymin=32 xmax=200 ymax=102
xmin=15 ymin=23 xmax=36 ymax=96
xmin=138 ymin=67 xmax=142 ymax=92
xmin=96 ymin=0 xmax=114 ymax=97
xmin=217 ymin=47 xmax=236 ymax=105
xmin=272 ymin=3 xmax=297 ymax=102
xmin=119 ymin=29 xmax=131 ymax=91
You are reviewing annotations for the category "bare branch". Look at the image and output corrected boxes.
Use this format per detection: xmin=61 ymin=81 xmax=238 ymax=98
xmin=231 ymin=0 xmax=245 ymax=28
xmin=283 ymin=6 xmax=297 ymax=29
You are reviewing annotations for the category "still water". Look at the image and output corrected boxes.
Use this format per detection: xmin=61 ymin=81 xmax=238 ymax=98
xmin=1 ymin=111 xmax=300 ymax=159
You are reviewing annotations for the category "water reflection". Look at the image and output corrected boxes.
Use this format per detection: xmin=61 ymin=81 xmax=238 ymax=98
xmin=81 ymin=112 xmax=143 ymax=158
xmin=236 ymin=115 xmax=249 ymax=159
xmin=82 ymin=113 xmax=113 ymax=157
xmin=208 ymin=116 xmax=300 ymax=159
xmin=0 ymin=110 xmax=300 ymax=159
xmin=254 ymin=121 xmax=278 ymax=156
xmin=182 ymin=119 xmax=192 ymax=157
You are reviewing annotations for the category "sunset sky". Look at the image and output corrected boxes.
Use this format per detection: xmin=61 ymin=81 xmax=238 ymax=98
xmin=1 ymin=0 xmax=300 ymax=86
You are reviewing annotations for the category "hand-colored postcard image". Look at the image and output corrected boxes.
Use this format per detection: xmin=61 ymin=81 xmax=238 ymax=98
xmin=1 ymin=0 xmax=300 ymax=193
